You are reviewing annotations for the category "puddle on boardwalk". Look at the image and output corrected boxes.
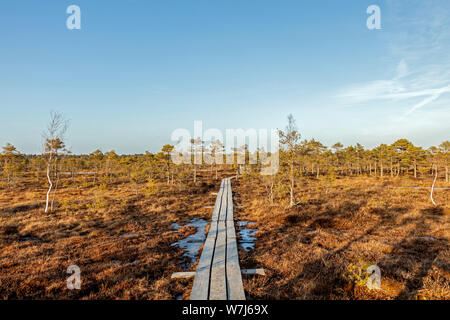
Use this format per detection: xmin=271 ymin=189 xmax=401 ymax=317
xmin=237 ymin=221 xmax=257 ymax=252
xmin=170 ymin=218 xmax=208 ymax=270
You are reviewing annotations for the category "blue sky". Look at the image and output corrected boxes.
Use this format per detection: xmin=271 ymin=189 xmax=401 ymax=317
xmin=0 ymin=0 xmax=449 ymax=154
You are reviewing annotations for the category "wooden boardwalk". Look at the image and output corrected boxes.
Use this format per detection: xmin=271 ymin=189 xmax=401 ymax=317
xmin=190 ymin=178 xmax=246 ymax=300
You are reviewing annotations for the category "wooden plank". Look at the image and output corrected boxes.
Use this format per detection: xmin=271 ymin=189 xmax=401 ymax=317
xmin=226 ymin=222 xmax=236 ymax=240
xmin=209 ymin=221 xmax=227 ymax=300
xmin=226 ymin=238 xmax=246 ymax=300
xmin=226 ymin=178 xmax=234 ymax=221
xmin=241 ymin=269 xmax=265 ymax=276
xmin=217 ymin=180 xmax=228 ymax=221
xmin=171 ymin=272 xmax=195 ymax=279
xmin=225 ymin=177 xmax=245 ymax=300
xmin=207 ymin=220 xmax=218 ymax=239
xmin=190 ymin=237 xmax=216 ymax=300
xmin=211 ymin=180 xmax=225 ymax=221
xmin=211 ymin=180 xmax=224 ymax=221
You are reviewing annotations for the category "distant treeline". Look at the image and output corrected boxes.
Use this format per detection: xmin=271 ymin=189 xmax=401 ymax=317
xmin=1 ymin=138 xmax=448 ymax=188
xmin=3 ymin=112 xmax=447 ymax=212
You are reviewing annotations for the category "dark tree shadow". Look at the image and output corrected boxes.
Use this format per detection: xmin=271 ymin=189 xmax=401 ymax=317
xmin=284 ymin=200 xmax=448 ymax=299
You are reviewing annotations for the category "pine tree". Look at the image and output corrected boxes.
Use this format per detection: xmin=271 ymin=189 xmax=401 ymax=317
xmin=1 ymin=143 xmax=21 ymax=186
xmin=278 ymin=114 xmax=301 ymax=207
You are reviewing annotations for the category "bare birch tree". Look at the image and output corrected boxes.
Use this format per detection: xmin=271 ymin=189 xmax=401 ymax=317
xmin=43 ymin=112 xmax=68 ymax=213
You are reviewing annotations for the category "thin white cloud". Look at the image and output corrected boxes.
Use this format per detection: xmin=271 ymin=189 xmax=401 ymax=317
xmin=337 ymin=67 xmax=450 ymax=116
xmin=337 ymin=1 xmax=450 ymax=117
xmin=395 ymin=59 xmax=408 ymax=79
xmin=404 ymin=84 xmax=450 ymax=116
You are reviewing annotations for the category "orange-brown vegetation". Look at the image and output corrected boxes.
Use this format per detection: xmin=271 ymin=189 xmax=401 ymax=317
xmin=233 ymin=175 xmax=449 ymax=300
xmin=0 ymin=172 xmax=219 ymax=299
xmin=1 ymin=126 xmax=449 ymax=300
xmin=0 ymin=171 xmax=448 ymax=300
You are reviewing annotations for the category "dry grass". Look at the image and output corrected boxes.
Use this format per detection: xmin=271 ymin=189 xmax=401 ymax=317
xmin=1 ymin=173 xmax=449 ymax=300
xmin=233 ymin=176 xmax=449 ymax=300
xmin=0 ymin=173 xmax=219 ymax=299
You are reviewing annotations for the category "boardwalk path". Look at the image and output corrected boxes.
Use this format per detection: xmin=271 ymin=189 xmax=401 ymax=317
xmin=190 ymin=177 xmax=245 ymax=300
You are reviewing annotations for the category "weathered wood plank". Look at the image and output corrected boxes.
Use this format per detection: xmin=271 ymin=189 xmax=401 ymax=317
xmin=241 ymin=269 xmax=265 ymax=276
xmin=211 ymin=180 xmax=225 ymax=221
xmin=226 ymin=178 xmax=234 ymax=221
xmin=225 ymin=177 xmax=245 ymax=299
xmin=209 ymin=221 xmax=227 ymax=300
xmin=190 ymin=236 xmax=216 ymax=300
xmin=171 ymin=272 xmax=196 ymax=279
xmin=207 ymin=219 xmax=218 ymax=238
xmin=226 ymin=222 xmax=236 ymax=240
xmin=217 ymin=180 xmax=228 ymax=221
xmin=226 ymin=239 xmax=246 ymax=300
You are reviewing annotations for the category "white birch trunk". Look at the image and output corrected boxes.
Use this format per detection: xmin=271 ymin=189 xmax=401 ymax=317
xmin=45 ymin=154 xmax=53 ymax=213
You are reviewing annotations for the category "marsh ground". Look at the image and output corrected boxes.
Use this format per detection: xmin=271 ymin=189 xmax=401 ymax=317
xmin=0 ymin=173 xmax=449 ymax=299
xmin=233 ymin=176 xmax=449 ymax=300
xmin=0 ymin=173 xmax=218 ymax=299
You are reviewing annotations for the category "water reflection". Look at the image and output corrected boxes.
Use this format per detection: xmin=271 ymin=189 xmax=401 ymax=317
xmin=170 ymin=218 xmax=208 ymax=270
xmin=237 ymin=221 xmax=257 ymax=252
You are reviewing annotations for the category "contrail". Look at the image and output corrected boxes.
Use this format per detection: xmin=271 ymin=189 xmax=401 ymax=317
xmin=404 ymin=84 xmax=450 ymax=116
